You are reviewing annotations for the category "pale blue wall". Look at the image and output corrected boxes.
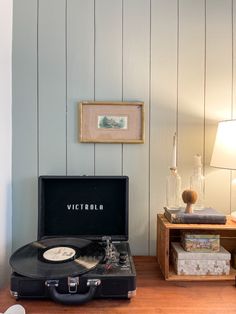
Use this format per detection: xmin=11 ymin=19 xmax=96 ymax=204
xmin=12 ymin=0 xmax=236 ymax=255
xmin=0 ymin=0 xmax=12 ymax=286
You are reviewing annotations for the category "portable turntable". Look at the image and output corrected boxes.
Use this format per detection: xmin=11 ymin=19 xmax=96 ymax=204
xmin=10 ymin=176 xmax=136 ymax=305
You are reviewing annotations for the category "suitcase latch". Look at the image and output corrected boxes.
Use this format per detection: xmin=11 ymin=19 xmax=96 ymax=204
xmin=68 ymin=276 xmax=79 ymax=293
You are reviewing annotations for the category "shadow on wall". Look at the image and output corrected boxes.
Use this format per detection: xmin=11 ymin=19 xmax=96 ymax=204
xmin=0 ymin=182 xmax=12 ymax=288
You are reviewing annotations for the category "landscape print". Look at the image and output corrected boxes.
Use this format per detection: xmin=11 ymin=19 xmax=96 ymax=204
xmin=98 ymin=115 xmax=128 ymax=129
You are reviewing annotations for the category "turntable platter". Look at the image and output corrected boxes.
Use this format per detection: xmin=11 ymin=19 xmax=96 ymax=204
xmin=9 ymin=237 xmax=105 ymax=279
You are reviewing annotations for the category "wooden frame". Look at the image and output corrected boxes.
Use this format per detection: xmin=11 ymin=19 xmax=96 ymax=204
xmin=79 ymin=101 xmax=144 ymax=143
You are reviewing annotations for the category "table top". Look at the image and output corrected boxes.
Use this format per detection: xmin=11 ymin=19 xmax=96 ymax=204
xmin=1 ymin=256 xmax=236 ymax=314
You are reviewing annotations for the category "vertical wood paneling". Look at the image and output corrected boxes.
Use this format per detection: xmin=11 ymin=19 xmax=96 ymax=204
xmin=12 ymin=0 xmax=236 ymax=253
xmin=38 ymin=0 xmax=66 ymax=175
xmin=67 ymin=0 xmax=95 ymax=175
xmin=150 ymin=0 xmax=178 ymax=255
xmin=0 ymin=0 xmax=12 ymax=285
xmin=205 ymin=0 xmax=232 ymax=213
xmin=123 ymin=0 xmax=150 ymax=255
xmin=12 ymin=0 xmax=38 ymax=250
xmin=178 ymin=0 xmax=205 ymax=193
xmin=94 ymin=0 xmax=122 ymax=175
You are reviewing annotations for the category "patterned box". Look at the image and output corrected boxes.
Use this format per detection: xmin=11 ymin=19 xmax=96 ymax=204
xmin=181 ymin=231 xmax=220 ymax=252
xmin=171 ymin=242 xmax=230 ymax=276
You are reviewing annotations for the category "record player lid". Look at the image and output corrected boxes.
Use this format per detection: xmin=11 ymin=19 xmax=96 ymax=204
xmin=38 ymin=176 xmax=128 ymax=241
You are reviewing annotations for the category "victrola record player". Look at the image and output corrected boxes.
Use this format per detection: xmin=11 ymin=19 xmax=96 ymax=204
xmin=10 ymin=176 xmax=136 ymax=305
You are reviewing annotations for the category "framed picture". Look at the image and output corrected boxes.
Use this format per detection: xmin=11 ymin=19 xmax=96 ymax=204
xmin=79 ymin=101 xmax=144 ymax=143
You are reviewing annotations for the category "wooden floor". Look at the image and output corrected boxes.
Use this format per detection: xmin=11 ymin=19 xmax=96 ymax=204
xmin=1 ymin=256 xmax=236 ymax=314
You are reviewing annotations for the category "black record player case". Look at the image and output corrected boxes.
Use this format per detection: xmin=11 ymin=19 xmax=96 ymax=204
xmin=10 ymin=176 xmax=136 ymax=305
xmin=38 ymin=175 xmax=129 ymax=241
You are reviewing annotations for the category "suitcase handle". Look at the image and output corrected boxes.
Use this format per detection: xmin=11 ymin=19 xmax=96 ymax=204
xmin=46 ymin=279 xmax=101 ymax=305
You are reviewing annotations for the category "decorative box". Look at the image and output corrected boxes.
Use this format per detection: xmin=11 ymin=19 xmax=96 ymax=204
xmin=181 ymin=231 xmax=220 ymax=252
xmin=171 ymin=242 xmax=230 ymax=276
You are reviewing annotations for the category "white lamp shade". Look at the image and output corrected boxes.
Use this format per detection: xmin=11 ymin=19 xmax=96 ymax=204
xmin=211 ymin=120 xmax=236 ymax=170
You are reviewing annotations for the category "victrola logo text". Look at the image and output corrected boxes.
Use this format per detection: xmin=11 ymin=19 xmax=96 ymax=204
xmin=67 ymin=203 xmax=104 ymax=211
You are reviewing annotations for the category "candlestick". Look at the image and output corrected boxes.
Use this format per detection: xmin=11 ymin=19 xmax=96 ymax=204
xmin=166 ymin=167 xmax=182 ymax=208
xmin=166 ymin=132 xmax=181 ymax=209
xmin=193 ymin=154 xmax=201 ymax=167
xmin=171 ymin=132 xmax=177 ymax=169
xmin=190 ymin=154 xmax=205 ymax=209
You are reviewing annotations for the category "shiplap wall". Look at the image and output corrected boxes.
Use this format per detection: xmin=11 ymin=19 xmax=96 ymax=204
xmin=12 ymin=0 xmax=236 ymax=255
xmin=0 ymin=0 xmax=12 ymax=286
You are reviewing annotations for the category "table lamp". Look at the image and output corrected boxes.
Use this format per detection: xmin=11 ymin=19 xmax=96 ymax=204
xmin=210 ymin=119 xmax=236 ymax=221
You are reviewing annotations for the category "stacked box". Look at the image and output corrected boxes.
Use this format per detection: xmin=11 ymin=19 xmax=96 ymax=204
xmin=171 ymin=242 xmax=230 ymax=275
xmin=181 ymin=231 xmax=220 ymax=252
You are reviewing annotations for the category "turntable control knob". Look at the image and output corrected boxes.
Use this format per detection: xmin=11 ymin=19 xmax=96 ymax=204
xmin=119 ymin=251 xmax=127 ymax=265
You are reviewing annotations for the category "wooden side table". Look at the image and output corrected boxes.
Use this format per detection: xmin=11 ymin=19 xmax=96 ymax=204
xmin=156 ymin=214 xmax=236 ymax=281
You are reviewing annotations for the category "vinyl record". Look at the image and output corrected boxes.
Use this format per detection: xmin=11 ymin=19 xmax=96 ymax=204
xmin=10 ymin=237 xmax=105 ymax=279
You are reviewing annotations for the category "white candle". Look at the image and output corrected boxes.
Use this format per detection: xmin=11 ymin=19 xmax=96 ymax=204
xmin=171 ymin=132 xmax=177 ymax=168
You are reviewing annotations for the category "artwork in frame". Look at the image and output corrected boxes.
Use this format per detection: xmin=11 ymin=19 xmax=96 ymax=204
xmin=79 ymin=101 xmax=144 ymax=143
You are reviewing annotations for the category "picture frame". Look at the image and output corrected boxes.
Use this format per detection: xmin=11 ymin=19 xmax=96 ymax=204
xmin=79 ymin=101 xmax=144 ymax=143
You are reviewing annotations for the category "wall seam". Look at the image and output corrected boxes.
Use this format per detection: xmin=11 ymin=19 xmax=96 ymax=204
xmin=65 ymin=0 xmax=68 ymax=175
xmin=203 ymin=0 xmax=206 ymax=178
xmin=94 ymin=0 xmax=96 ymax=175
xmin=232 ymin=0 xmax=234 ymax=118
xmin=37 ymin=0 xmax=39 ymax=178
xmin=230 ymin=0 xmax=234 ymax=213
xmin=121 ymin=0 xmax=124 ymax=176
xmin=148 ymin=0 xmax=152 ymax=256
xmin=176 ymin=0 xmax=179 ymax=162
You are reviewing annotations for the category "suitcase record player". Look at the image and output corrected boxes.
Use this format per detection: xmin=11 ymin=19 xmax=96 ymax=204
xmin=10 ymin=176 xmax=136 ymax=305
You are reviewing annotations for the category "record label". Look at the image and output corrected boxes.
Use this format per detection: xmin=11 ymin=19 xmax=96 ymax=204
xmin=43 ymin=246 xmax=76 ymax=262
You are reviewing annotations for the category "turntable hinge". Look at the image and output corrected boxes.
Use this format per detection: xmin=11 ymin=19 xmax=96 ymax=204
xmin=45 ymin=279 xmax=59 ymax=287
xmin=68 ymin=276 xmax=79 ymax=293
xmin=102 ymin=236 xmax=113 ymax=260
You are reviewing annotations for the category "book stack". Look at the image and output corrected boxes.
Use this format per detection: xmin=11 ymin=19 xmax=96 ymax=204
xmin=164 ymin=207 xmax=226 ymax=224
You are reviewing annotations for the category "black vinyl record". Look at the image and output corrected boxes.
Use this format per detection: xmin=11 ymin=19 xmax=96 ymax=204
xmin=10 ymin=237 xmax=105 ymax=279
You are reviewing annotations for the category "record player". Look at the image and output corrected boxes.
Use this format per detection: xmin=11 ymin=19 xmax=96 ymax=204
xmin=10 ymin=176 xmax=136 ymax=305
